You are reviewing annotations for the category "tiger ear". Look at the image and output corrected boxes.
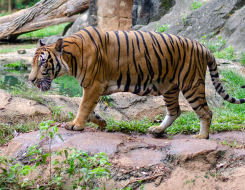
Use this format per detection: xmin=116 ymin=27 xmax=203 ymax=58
xmin=55 ymin=38 xmax=64 ymax=54
xmin=37 ymin=39 xmax=45 ymax=47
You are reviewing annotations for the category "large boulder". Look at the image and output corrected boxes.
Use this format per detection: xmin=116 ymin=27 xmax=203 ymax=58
xmin=219 ymin=5 xmax=245 ymax=54
xmin=133 ymin=0 xmax=204 ymax=31
xmin=165 ymin=0 xmax=245 ymax=40
xmin=132 ymin=0 xmax=176 ymax=26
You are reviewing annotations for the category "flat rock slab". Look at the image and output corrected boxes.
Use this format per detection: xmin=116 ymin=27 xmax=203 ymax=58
xmin=1 ymin=128 xmax=220 ymax=166
xmin=0 ymin=48 xmax=36 ymax=66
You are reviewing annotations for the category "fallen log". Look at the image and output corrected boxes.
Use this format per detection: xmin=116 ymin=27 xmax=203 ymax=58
xmin=0 ymin=0 xmax=90 ymax=40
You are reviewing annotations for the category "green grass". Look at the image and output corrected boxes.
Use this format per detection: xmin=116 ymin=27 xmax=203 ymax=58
xmin=0 ymin=122 xmax=37 ymax=146
xmin=214 ymin=46 xmax=236 ymax=60
xmin=3 ymin=61 xmax=27 ymax=69
xmin=0 ymin=44 xmax=36 ymax=54
xmin=18 ymin=23 xmax=70 ymax=39
xmin=53 ymin=74 xmax=82 ymax=97
xmin=191 ymin=1 xmax=203 ymax=10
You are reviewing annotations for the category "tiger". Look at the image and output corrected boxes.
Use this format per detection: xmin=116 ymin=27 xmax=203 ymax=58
xmin=28 ymin=26 xmax=245 ymax=139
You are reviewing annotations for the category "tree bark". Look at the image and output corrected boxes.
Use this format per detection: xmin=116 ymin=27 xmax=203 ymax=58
xmin=0 ymin=0 xmax=90 ymax=40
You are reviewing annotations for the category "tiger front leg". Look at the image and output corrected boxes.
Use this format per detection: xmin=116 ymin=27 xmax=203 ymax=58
xmin=64 ymin=86 xmax=101 ymax=131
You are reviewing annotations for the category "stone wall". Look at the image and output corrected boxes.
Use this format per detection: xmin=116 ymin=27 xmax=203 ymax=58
xmin=92 ymin=0 xmax=133 ymax=31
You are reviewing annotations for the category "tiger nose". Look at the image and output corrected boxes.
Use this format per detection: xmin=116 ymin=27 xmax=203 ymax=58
xmin=29 ymin=78 xmax=36 ymax=83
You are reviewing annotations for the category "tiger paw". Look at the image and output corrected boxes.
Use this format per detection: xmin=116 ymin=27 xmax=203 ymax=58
xmin=149 ymin=126 xmax=162 ymax=133
xmin=64 ymin=122 xmax=85 ymax=131
xmin=191 ymin=134 xmax=209 ymax=139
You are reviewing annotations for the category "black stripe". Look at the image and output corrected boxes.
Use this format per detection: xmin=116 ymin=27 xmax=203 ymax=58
xmin=133 ymin=74 xmax=141 ymax=94
xmin=182 ymin=40 xmax=194 ymax=89
xmin=122 ymin=31 xmax=129 ymax=56
xmin=92 ymin=27 xmax=104 ymax=49
xmin=63 ymin=50 xmax=77 ymax=77
xmin=138 ymin=64 xmax=144 ymax=81
xmin=224 ymin=94 xmax=229 ymax=100
xmin=124 ymin=71 xmax=131 ymax=92
xmin=137 ymin=31 xmax=150 ymax=58
xmin=218 ymin=86 xmax=223 ymax=94
xmin=166 ymin=34 xmax=175 ymax=53
xmin=231 ymin=98 xmax=236 ymax=103
xmin=142 ymin=88 xmax=151 ymax=96
xmin=132 ymin=40 xmax=138 ymax=73
xmin=114 ymin=31 xmax=121 ymax=69
xmin=117 ymin=72 xmax=122 ymax=89
xmin=162 ymin=58 xmax=169 ymax=83
xmin=211 ymin=73 xmax=219 ymax=78
xmin=193 ymin=102 xmax=208 ymax=111
xmin=153 ymin=84 xmax=158 ymax=91
xmin=133 ymin=31 xmax=141 ymax=52
xmin=152 ymin=45 xmax=162 ymax=83
xmin=189 ymin=96 xmax=205 ymax=104
xmin=158 ymin=33 xmax=173 ymax=66
xmin=145 ymin=54 xmax=154 ymax=83
xmin=144 ymin=75 xmax=150 ymax=90
xmin=215 ymin=83 xmax=221 ymax=90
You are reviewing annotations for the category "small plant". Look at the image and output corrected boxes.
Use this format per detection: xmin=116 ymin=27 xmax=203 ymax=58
xmin=214 ymin=46 xmax=236 ymax=60
xmin=182 ymin=17 xmax=187 ymax=26
xmin=101 ymin=95 xmax=113 ymax=107
xmin=191 ymin=1 xmax=203 ymax=10
xmin=156 ymin=23 xmax=169 ymax=33
xmin=200 ymin=35 xmax=226 ymax=53
xmin=240 ymin=53 xmax=245 ymax=66
xmin=49 ymin=103 xmax=66 ymax=122
xmin=4 ymin=61 xmax=27 ymax=69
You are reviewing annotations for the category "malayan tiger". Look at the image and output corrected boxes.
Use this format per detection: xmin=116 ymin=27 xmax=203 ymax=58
xmin=28 ymin=26 xmax=245 ymax=139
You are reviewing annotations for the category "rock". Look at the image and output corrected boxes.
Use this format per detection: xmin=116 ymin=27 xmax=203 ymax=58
xmin=139 ymin=0 xmax=203 ymax=31
xmin=155 ymin=175 xmax=163 ymax=186
xmin=220 ymin=5 xmax=245 ymax=54
xmin=17 ymin=49 xmax=26 ymax=54
xmin=132 ymin=0 xmax=176 ymax=26
xmin=0 ymin=89 xmax=51 ymax=124
xmin=42 ymin=35 xmax=61 ymax=45
xmin=64 ymin=10 xmax=89 ymax=37
xmin=165 ymin=0 xmax=245 ymax=40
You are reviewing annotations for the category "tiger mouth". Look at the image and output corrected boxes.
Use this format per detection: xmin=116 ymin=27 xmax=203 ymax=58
xmin=37 ymin=78 xmax=52 ymax=91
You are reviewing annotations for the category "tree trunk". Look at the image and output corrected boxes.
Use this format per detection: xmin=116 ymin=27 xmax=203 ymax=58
xmin=0 ymin=0 xmax=90 ymax=40
xmin=8 ymin=0 xmax=12 ymax=13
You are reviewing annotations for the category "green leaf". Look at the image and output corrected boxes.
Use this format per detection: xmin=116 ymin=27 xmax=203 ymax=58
xmin=57 ymin=134 xmax=64 ymax=141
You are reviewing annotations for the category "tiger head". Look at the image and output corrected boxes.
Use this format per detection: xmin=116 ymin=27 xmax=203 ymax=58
xmin=29 ymin=38 xmax=69 ymax=91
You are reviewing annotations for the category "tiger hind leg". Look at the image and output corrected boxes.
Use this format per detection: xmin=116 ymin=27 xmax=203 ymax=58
xmin=149 ymin=85 xmax=181 ymax=136
xmin=183 ymin=86 xmax=212 ymax=139
xmin=87 ymin=111 xmax=107 ymax=128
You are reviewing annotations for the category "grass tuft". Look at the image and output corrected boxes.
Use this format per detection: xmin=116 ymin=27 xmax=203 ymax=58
xmin=191 ymin=1 xmax=203 ymax=10
xmin=0 ymin=44 xmax=36 ymax=54
xmin=18 ymin=23 xmax=70 ymax=39
xmin=10 ymin=83 xmax=46 ymax=104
